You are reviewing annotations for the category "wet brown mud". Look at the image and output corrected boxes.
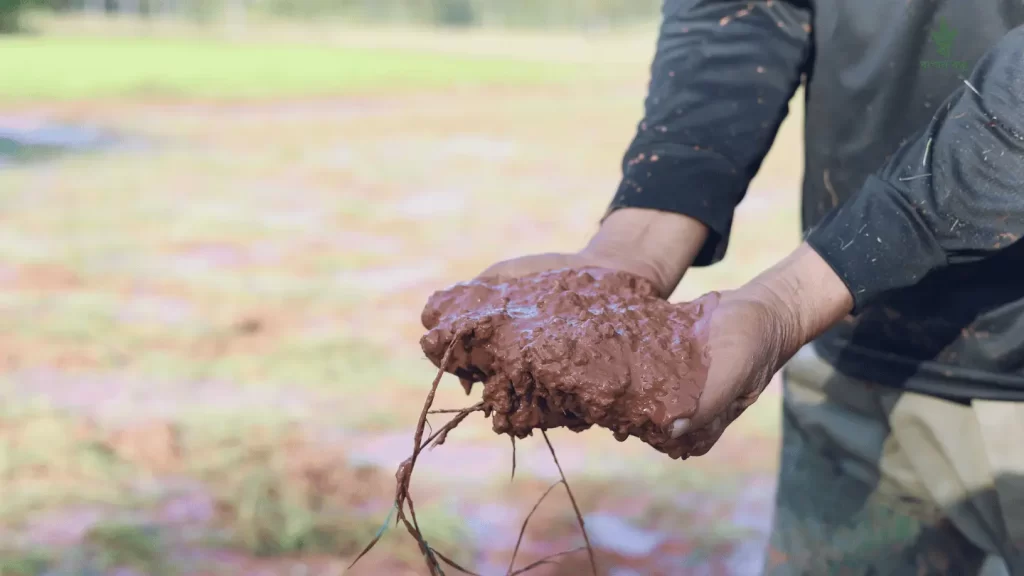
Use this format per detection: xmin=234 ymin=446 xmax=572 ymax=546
xmin=420 ymin=267 xmax=719 ymax=460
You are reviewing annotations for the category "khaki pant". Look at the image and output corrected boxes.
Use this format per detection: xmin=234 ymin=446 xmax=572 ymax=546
xmin=764 ymin=345 xmax=1024 ymax=575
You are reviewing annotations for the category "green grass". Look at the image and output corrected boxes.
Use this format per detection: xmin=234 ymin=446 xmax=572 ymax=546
xmin=81 ymin=523 xmax=171 ymax=576
xmin=0 ymin=550 xmax=52 ymax=576
xmin=0 ymin=35 xmax=575 ymax=102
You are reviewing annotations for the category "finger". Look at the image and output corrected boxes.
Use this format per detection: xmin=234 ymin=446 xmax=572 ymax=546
xmin=686 ymin=383 xmax=729 ymax=430
xmin=475 ymin=263 xmax=506 ymax=281
xmin=476 ymin=269 xmax=519 ymax=285
xmin=669 ymin=418 xmax=691 ymax=439
xmin=476 ymin=257 xmax=534 ymax=281
xmin=475 ymin=254 xmax=567 ymax=282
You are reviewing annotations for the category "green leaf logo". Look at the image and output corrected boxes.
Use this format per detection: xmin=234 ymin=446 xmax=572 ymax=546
xmin=931 ymin=18 xmax=957 ymax=58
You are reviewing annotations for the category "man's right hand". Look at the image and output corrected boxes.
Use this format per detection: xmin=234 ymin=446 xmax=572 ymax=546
xmin=477 ymin=208 xmax=710 ymax=299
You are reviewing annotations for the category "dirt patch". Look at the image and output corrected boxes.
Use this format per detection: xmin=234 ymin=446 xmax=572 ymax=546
xmin=5 ymin=370 xmax=324 ymax=423
xmin=2 ymin=262 xmax=84 ymax=291
xmin=107 ymin=421 xmax=184 ymax=474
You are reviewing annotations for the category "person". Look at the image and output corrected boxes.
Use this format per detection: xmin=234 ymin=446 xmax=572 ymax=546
xmin=462 ymin=1 xmax=1024 ymax=574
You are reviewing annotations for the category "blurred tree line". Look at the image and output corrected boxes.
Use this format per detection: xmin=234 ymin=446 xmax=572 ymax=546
xmin=1 ymin=0 xmax=661 ymax=32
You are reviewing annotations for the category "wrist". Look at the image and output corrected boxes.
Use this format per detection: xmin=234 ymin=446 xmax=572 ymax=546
xmin=740 ymin=243 xmax=854 ymax=359
xmin=582 ymin=208 xmax=709 ymax=298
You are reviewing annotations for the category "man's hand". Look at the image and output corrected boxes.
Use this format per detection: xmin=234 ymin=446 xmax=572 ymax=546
xmin=478 ymin=208 xmax=709 ymax=298
xmin=671 ymin=243 xmax=854 ymax=452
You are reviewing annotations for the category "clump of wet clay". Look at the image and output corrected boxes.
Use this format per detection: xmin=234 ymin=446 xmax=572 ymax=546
xmin=421 ymin=267 xmax=719 ymax=460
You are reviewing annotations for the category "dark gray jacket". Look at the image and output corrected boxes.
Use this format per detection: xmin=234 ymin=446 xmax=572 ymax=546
xmin=608 ymin=0 xmax=1024 ymax=401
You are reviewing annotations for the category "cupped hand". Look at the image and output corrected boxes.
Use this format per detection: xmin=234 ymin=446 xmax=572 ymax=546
xmin=668 ymin=244 xmax=854 ymax=456
xmin=667 ymin=286 xmax=796 ymax=456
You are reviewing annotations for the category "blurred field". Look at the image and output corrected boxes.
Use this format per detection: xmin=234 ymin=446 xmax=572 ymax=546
xmin=0 ymin=37 xmax=575 ymax=102
xmin=0 ymin=18 xmax=804 ymax=575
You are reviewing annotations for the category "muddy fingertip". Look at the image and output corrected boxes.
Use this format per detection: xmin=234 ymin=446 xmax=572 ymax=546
xmin=670 ymin=418 xmax=691 ymax=439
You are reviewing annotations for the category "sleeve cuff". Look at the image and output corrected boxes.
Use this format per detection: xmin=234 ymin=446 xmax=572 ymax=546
xmin=604 ymin=149 xmax=746 ymax=267
xmin=804 ymin=174 xmax=947 ymax=313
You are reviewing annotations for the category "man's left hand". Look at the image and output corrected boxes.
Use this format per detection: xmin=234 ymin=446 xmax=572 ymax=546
xmin=669 ymin=243 xmax=854 ymax=454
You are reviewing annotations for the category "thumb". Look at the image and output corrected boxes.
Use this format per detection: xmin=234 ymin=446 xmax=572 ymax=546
xmin=668 ymin=291 xmax=722 ymax=438
xmin=669 ymin=417 xmax=691 ymax=439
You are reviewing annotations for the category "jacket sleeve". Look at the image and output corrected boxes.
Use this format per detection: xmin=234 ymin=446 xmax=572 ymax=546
xmin=607 ymin=0 xmax=813 ymax=266
xmin=806 ymin=26 xmax=1024 ymax=314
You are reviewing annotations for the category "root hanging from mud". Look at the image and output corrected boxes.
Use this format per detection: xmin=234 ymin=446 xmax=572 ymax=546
xmin=349 ymin=336 xmax=598 ymax=576
xmin=541 ymin=430 xmax=598 ymax=574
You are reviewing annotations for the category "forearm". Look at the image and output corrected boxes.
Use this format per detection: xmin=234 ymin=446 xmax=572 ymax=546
xmin=607 ymin=0 xmax=812 ymax=268
xmin=739 ymin=243 xmax=854 ymax=360
xmin=582 ymin=208 xmax=709 ymax=298
xmin=805 ymin=26 xmax=1024 ymax=312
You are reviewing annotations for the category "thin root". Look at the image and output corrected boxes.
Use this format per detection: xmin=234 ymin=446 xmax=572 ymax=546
xmin=510 ymin=436 xmax=517 ymax=481
xmin=351 ymin=332 xmax=595 ymax=575
xmin=543 ymin=430 xmax=598 ymax=575
xmin=426 ymin=402 xmax=484 ymax=449
xmin=428 ymin=407 xmax=476 ymax=414
xmin=506 ymin=481 xmax=562 ymax=575
xmin=509 ymin=547 xmax=589 ymax=575
xmin=432 ymin=547 xmax=484 ymax=576
xmin=399 ymin=334 xmax=464 ymax=574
